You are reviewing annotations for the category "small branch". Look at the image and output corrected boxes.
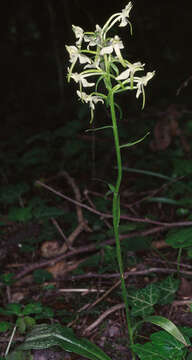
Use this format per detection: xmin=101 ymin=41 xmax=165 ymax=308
xmin=58 ymin=288 xmax=105 ymax=293
xmin=7 ymin=226 xmax=163 ymax=282
xmin=35 ymin=180 xmax=192 ymax=228
xmin=83 ymin=303 xmax=125 ymax=334
xmin=87 ymin=273 xmax=129 ymax=311
xmin=70 ymin=267 xmax=192 ymax=280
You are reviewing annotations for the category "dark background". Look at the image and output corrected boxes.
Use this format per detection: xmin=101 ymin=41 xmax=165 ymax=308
xmin=1 ymin=0 xmax=192 ymax=139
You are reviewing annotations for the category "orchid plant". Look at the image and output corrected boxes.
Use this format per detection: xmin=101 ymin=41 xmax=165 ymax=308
xmin=66 ymin=2 xmax=155 ymax=357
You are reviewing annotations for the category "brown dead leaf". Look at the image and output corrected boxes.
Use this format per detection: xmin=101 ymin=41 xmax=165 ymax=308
xmin=46 ymin=259 xmax=84 ymax=279
xmin=40 ymin=240 xmax=60 ymax=258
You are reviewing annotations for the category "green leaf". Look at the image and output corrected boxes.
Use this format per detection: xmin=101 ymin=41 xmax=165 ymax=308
xmin=157 ymin=276 xmax=179 ymax=305
xmin=23 ymin=303 xmax=43 ymax=316
xmin=5 ymin=350 xmax=32 ymax=360
xmin=132 ymin=330 xmax=188 ymax=360
xmin=0 ymin=321 xmax=12 ymax=332
xmin=132 ymin=341 xmax=166 ymax=360
xmin=146 ymin=197 xmax=180 ymax=205
xmin=120 ymin=132 xmax=150 ymax=149
xmin=0 ymin=183 xmax=29 ymax=205
xmin=128 ymin=283 xmax=160 ymax=318
xmin=0 ymin=273 xmax=15 ymax=286
xmin=20 ymin=148 xmax=48 ymax=166
xmin=165 ymin=228 xmax=192 ymax=249
xmin=173 ymin=158 xmax=192 ymax=176
xmin=34 ymin=306 xmax=54 ymax=320
xmin=107 ymin=183 xmax=115 ymax=193
xmin=18 ymin=323 xmax=112 ymax=360
xmin=23 ymin=316 xmax=36 ymax=330
xmin=85 ymin=126 xmax=112 ymax=132
xmin=8 ymin=207 xmax=32 ymax=223
xmin=122 ymin=167 xmax=174 ymax=181
xmin=16 ymin=317 xmax=26 ymax=334
xmin=33 ymin=269 xmax=53 ymax=284
xmin=144 ymin=316 xmax=189 ymax=346
xmin=0 ymin=303 xmax=22 ymax=316
xmin=34 ymin=206 xmax=65 ymax=220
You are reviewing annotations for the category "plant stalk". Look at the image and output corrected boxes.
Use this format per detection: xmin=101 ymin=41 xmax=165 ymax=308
xmin=108 ymin=90 xmax=135 ymax=356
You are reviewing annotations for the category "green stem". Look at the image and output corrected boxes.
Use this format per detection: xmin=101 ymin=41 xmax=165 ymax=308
xmin=108 ymin=90 xmax=135 ymax=356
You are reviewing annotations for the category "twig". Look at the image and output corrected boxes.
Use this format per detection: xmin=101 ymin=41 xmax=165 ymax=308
xmin=35 ymin=180 xmax=192 ymax=228
xmin=172 ymin=299 xmax=192 ymax=306
xmin=146 ymin=257 xmax=192 ymax=269
xmin=50 ymin=171 xmax=92 ymax=254
xmin=59 ymin=171 xmax=92 ymax=233
xmin=83 ymin=303 xmax=125 ymax=334
xmin=60 ymin=171 xmax=83 ymax=222
xmin=70 ymin=267 xmax=192 ymax=280
xmin=83 ymin=293 xmax=192 ymax=334
xmin=58 ymin=288 xmax=105 ymax=293
xmin=51 ymin=217 xmax=69 ymax=244
xmin=86 ymin=273 xmax=129 ymax=311
xmin=7 ymin=225 xmax=164 ymax=282
xmin=83 ymin=188 xmax=112 ymax=229
xmin=58 ymin=221 xmax=86 ymax=254
xmin=3 ymin=223 xmax=189 ymax=284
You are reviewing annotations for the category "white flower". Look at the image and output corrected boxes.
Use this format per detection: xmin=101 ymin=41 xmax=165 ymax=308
xmin=135 ymin=71 xmax=155 ymax=98
xmin=119 ymin=2 xmax=133 ymax=27
xmin=100 ymin=35 xmax=125 ymax=65
xmin=84 ymin=57 xmax=101 ymax=70
xmin=77 ymin=90 xmax=104 ymax=123
xmin=72 ymin=25 xmax=84 ymax=47
xmin=116 ymin=62 xmax=145 ymax=81
xmin=100 ymin=36 xmax=124 ymax=55
xmin=66 ymin=45 xmax=91 ymax=65
xmin=71 ymin=72 xmax=95 ymax=87
xmin=77 ymin=90 xmax=104 ymax=110
xmin=84 ymin=25 xmax=103 ymax=48
xmin=101 ymin=2 xmax=133 ymax=38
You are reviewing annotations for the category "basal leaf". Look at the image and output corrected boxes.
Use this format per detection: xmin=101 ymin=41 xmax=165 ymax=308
xmin=18 ymin=324 xmax=112 ymax=360
xmin=145 ymin=316 xmax=189 ymax=346
xmin=5 ymin=350 xmax=31 ymax=360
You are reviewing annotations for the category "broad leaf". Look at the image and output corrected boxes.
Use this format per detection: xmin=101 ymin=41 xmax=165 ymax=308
xmin=165 ymin=228 xmax=192 ymax=249
xmin=145 ymin=316 xmax=189 ymax=346
xmin=128 ymin=284 xmax=160 ymax=318
xmin=18 ymin=324 xmax=112 ymax=360
xmin=0 ymin=303 xmax=22 ymax=316
xmin=132 ymin=330 xmax=188 ymax=360
xmin=5 ymin=350 xmax=32 ymax=360
xmin=157 ymin=276 xmax=179 ymax=305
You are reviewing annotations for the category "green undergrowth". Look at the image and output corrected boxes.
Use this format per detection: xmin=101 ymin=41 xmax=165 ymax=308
xmin=1 ymin=64 xmax=192 ymax=360
xmin=1 ymin=109 xmax=192 ymax=358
